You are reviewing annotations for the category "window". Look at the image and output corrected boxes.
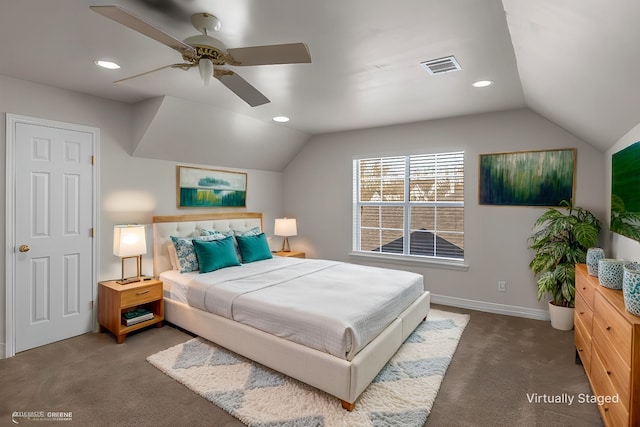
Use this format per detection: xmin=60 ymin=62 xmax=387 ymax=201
xmin=353 ymin=151 xmax=464 ymax=261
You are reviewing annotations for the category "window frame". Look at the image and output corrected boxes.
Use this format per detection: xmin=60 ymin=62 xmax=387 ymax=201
xmin=352 ymin=151 xmax=467 ymax=269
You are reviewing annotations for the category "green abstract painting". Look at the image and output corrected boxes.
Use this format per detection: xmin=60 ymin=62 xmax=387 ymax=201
xmin=479 ymin=149 xmax=575 ymax=206
xmin=177 ymin=166 xmax=247 ymax=208
xmin=611 ymin=141 xmax=640 ymax=241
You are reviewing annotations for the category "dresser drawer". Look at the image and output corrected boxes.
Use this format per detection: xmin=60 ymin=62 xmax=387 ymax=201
xmin=590 ymin=350 xmax=630 ymax=427
xmin=576 ymin=265 xmax=596 ymax=310
xmin=121 ymin=283 xmax=163 ymax=308
xmin=592 ymin=338 xmax=630 ymax=409
xmin=574 ymin=316 xmax=592 ymax=373
xmin=594 ymin=294 xmax=632 ymax=367
xmin=575 ymin=292 xmax=593 ymax=332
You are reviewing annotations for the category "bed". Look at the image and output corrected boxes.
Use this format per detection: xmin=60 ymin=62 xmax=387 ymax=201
xmin=152 ymin=212 xmax=430 ymax=410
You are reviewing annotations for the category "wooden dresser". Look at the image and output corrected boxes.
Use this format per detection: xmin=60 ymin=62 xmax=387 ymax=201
xmin=575 ymin=263 xmax=640 ymax=426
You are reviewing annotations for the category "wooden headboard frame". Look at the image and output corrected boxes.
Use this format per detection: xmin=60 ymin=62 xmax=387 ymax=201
xmin=152 ymin=212 xmax=263 ymax=278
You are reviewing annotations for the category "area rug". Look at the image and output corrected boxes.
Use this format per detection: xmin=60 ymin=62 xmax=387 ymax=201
xmin=147 ymin=309 xmax=469 ymax=427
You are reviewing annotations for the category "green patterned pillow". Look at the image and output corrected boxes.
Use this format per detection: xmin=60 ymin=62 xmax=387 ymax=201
xmin=232 ymin=226 xmax=262 ymax=237
xmin=200 ymin=229 xmax=232 ymax=238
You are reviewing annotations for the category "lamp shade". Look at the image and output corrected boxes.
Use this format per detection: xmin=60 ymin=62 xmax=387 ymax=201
xmin=274 ymin=218 xmax=297 ymax=237
xmin=113 ymin=225 xmax=147 ymax=257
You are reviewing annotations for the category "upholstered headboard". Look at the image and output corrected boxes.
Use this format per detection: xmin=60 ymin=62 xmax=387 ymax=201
xmin=152 ymin=212 xmax=263 ymax=277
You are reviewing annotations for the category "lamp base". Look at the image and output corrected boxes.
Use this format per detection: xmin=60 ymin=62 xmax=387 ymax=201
xmin=280 ymin=236 xmax=291 ymax=252
xmin=116 ymin=275 xmax=153 ymax=285
xmin=117 ymin=255 xmax=151 ymax=284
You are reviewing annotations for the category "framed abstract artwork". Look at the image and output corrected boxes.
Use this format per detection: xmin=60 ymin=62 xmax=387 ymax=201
xmin=479 ymin=148 xmax=575 ymax=206
xmin=177 ymin=165 xmax=247 ymax=208
xmin=611 ymin=141 xmax=640 ymax=241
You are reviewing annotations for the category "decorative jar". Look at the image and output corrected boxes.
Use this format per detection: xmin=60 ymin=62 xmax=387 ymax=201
xmin=598 ymin=259 xmax=626 ymax=289
xmin=623 ymin=263 xmax=640 ymax=316
xmin=586 ymin=247 xmax=605 ymax=276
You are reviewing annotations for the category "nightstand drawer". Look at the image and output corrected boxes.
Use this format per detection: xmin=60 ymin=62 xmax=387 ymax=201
xmin=121 ymin=283 xmax=162 ymax=308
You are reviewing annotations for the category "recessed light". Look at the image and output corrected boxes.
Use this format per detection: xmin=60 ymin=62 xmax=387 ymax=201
xmin=272 ymin=116 xmax=290 ymax=123
xmin=472 ymin=80 xmax=493 ymax=88
xmin=94 ymin=60 xmax=120 ymax=70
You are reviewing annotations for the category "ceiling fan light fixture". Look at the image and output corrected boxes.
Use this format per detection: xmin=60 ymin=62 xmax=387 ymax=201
xmin=198 ymin=58 xmax=214 ymax=86
xmin=94 ymin=60 xmax=120 ymax=70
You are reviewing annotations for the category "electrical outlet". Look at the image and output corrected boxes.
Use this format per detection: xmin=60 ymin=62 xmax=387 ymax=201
xmin=498 ymin=281 xmax=506 ymax=292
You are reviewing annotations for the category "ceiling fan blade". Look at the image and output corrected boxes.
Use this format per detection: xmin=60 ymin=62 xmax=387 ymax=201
xmin=114 ymin=63 xmax=195 ymax=83
xmin=214 ymin=70 xmax=270 ymax=107
xmin=90 ymin=5 xmax=197 ymax=59
xmin=226 ymin=43 xmax=311 ymax=66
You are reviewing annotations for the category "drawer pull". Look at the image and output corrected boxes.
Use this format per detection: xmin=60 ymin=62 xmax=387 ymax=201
xmin=606 ymin=370 xmax=611 ymax=375
xmin=606 ymin=326 xmax=611 ymax=331
xmin=136 ymin=290 xmax=150 ymax=295
xmin=579 ymin=311 xmax=585 ymax=315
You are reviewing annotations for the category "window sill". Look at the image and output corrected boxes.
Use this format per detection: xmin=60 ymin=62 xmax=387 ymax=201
xmin=348 ymin=251 xmax=469 ymax=271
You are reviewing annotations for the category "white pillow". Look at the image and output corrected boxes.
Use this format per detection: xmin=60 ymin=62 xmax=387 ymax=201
xmin=167 ymin=242 xmax=179 ymax=270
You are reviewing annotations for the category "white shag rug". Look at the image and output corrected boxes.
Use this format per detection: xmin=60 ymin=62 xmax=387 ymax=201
xmin=147 ymin=309 xmax=469 ymax=427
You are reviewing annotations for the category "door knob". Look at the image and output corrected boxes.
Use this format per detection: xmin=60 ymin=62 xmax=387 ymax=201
xmin=18 ymin=244 xmax=30 ymax=253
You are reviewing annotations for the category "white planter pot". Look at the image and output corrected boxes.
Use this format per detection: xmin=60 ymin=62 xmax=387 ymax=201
xmin=548 ymin=301 xmax=574 ymax=331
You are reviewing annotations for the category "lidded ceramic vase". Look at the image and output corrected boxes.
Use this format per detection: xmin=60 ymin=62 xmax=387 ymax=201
xmin=586 ymin=247 xmax=605 ymax=276
xmin=598 ymin=258 xmax=626 ymax=289
xmin=623 ymin=262 xmax=640 ymax=316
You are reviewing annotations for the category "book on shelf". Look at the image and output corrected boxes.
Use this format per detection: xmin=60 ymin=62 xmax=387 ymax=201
xmin=122 ymin=307 xmax=154 ymax=326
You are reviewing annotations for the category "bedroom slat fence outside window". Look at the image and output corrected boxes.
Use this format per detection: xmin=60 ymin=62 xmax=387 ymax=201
xmin=353 ymin=151 xmax=465 ymax=261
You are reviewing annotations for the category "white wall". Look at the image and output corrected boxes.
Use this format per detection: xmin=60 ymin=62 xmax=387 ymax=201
xmin=0 ymin=71 xmax=616 ymax=353
xmin=0 ymin=74 xmax=284 ymax=354
xmin=605 ymin=122 xmax=640 ymax=260
xmin=283 ymin=108 xmax=606 ymax=318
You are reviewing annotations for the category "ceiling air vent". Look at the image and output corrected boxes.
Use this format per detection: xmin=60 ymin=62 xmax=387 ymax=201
xmin=420 ymin=56 xmax=461 ymax=75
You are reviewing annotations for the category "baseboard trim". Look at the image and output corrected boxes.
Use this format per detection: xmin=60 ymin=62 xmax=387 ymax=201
xmin=430 ymin=294 xmax=550 ymax=321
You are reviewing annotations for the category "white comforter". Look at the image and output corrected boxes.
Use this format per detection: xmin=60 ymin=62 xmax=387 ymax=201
xmin=186 ymin=257 xmax=424 ymax=360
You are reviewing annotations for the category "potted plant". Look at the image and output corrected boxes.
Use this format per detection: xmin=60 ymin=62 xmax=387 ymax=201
xmin=529 ymin=200 xmax=601 ymax=330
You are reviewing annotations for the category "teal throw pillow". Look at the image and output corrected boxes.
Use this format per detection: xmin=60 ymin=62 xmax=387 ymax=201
xmin=192 ymin=236 xmax=241 ymax=273
xmin=236 ymin=233 xmax=273 ymax=263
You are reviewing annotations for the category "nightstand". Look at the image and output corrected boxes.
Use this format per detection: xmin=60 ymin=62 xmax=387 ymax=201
xmin=98 ymin=279 xmax=164 ymax=344
xmin=273 ymin=251 xmax=305 ymax=258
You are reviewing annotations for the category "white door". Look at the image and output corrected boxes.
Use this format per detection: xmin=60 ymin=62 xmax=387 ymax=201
xmin=10 ymin=117 xmax=96 ymax=353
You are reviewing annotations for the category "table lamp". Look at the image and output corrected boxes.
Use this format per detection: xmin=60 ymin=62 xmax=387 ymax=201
xmin=113 ymin=224 xmax=147 ymax=284
xmin=274 ymin=217 xmax=297 ymax=252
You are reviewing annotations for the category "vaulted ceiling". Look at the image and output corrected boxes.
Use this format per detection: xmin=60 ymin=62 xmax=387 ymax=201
xmin=1 ymin=0 xmax=638 ymax=170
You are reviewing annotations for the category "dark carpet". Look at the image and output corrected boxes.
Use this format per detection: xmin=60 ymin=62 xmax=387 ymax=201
xmin=0 ymin=305 xmax=602 ymax=426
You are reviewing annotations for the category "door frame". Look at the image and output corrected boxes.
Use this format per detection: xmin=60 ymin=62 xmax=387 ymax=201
xmin=5 ymin=113 xmax=100 ymax=358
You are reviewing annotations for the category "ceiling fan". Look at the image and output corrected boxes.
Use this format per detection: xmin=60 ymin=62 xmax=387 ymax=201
xmin=90 ymin=5 xmax=312 ymax=107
